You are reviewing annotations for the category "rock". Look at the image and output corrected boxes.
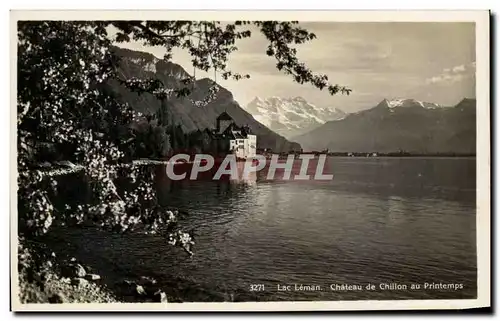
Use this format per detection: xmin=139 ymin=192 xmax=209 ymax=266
xmin=116 ymin=280 xmax=150 ymax=300
xmin=136 ymin=285 xmax=146 ymax=296
xmin=70 ymin=257 xmax=76 ymax=262
xmin=71 ymin=277 xmax=89 ymax=287
xmin=152 ymin=290 xmax=168 ymax=303
xmin=74 ymin=264 xmax=86 ymax=277
xmin=40 ymin=161 xmax=52 ymax=168
xmin=48 ymin=293 xmax=65 ymax=303
xmin=138 ymin=276 xmax=157 ymax=286
xmin=85 ymin=274 xmax=101 ymax=281
xmin=61 ymin=262 xmax=86 ymax=278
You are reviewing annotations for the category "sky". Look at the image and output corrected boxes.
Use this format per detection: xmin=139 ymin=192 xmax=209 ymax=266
xmin=118 ymin=22 xmax=476 ymax=113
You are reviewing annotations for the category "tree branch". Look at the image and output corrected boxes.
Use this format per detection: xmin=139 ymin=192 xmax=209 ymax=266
xmin=124 ymin=21 xmax=200 ymax=40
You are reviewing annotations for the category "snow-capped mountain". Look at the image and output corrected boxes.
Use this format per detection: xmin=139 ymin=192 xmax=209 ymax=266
xmin=293 ymin=98 xmax=476 ymax=154
xmin=379 ymin=98 xmax=442 ymax=110
xmin=245 ymin=96 xmax=346 ymax=138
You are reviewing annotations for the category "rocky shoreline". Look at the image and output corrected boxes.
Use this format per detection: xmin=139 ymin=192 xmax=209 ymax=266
xmin=17 ymin=229 xmax=236 ymax=304
xmin=18 ymin=238 xmax=169 ymax=304
xmin=18 ymin=241 xmax=116 ymax=304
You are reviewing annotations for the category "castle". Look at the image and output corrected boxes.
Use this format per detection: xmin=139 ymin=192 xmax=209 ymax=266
xmin=213 ymin=112 xmax=257 ymax=159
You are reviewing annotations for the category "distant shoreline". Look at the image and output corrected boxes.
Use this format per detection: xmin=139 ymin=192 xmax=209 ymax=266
xmin=285 ymin=153 xmax=476 ymax=158
xmin=324 ymin=154 xmax=476 ymax=158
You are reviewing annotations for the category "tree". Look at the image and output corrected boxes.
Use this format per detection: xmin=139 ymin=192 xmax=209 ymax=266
xmin=17 ymin=21 xmax=193 ymax=258
xmin=17 ymin=20 xmax=351 ymax=258
xmin=111 ymin=21 xmax=351 ymax=101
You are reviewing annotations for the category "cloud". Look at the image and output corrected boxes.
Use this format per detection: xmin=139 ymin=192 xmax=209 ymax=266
xmin=452 ymin=64 xmax=466 ymax=73
xmin=425 ymin=62 xmax=475 ymax=84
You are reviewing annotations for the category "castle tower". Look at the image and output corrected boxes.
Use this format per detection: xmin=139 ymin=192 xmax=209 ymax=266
xmin=216 ymin=111 xmax=234 ymax=134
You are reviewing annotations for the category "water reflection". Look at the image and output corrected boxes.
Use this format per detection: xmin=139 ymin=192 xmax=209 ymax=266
xmin=59 ymin=157 xmax=477 ymax=301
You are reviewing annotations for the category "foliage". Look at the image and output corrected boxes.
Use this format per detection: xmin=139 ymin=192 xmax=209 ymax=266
xmin=17 ymin=21 xmax=194 ymax=256
xmin=111 ymin=20 xmax=351 ymax=100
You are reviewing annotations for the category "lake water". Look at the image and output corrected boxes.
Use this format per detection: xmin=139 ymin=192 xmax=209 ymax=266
xmin=56 ymin=157 xmax=477 ymax=301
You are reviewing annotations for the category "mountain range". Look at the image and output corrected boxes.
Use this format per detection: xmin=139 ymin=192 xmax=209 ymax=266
xmin=245 ymin=96 xmax=346 ymax=138
xmin=292 ymin=98 xmax=476 ymax=154
xmin=108 ymin=47 xmax=301 ymax=153
xmin=109 ymin=47 xmax=475 ymax=155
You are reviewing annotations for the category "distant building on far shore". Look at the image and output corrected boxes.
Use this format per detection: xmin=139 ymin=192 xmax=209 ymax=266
xmin=212 ymin=112 xmax=257 ymax=159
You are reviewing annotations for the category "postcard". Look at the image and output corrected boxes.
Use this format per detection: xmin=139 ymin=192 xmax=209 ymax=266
xmin=10 ymin=9 xmax=490 ymax=312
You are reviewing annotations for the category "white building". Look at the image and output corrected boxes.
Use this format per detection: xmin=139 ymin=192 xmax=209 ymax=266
xmin=216 ymin=112 xmax=257 ymax=160
xmin=230 ymin=134 xmax=256 ymax=159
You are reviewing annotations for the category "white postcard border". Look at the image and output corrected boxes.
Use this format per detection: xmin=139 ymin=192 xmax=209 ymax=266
xmin=10 ymin=9 xmax=491 ymax=312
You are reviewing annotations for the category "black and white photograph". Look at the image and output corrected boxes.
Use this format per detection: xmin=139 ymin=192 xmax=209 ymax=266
xmin=10 ymin=10 xmax=490 ymax=311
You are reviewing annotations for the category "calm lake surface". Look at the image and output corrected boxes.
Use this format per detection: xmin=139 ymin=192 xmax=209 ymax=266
xmin=60 ymin=157 xmax=477 ymax=301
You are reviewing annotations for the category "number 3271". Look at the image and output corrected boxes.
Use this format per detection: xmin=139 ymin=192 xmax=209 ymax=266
xmin=250 ymin=284 xmax=265 ymax=291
